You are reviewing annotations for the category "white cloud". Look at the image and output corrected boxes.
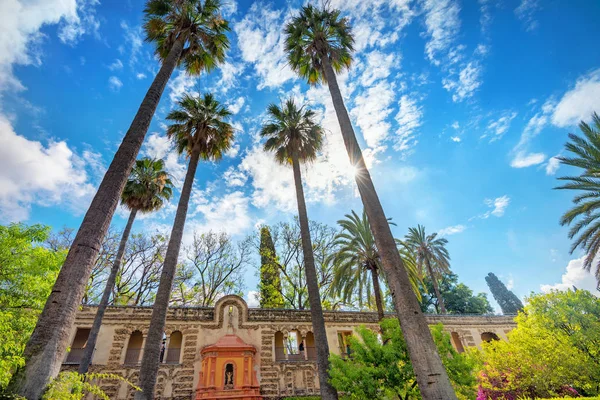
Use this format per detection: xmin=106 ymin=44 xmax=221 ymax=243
xmin=119 ymin=21 xmax=143 ymax=68
xmin=246 ymin=290 xmax=260 ymax=308
xmin=510 ymin=109 xmax=551 ymax=168
xmin=484 ymin=195 xmax=510 ymax=217
xmin=228 ymin=97 xmax=245 ymax=115
xmin=167 ymin=71 xmax=197 ymax=104
xmin=541 ymin=256 xmax=599 ymax=295
xmin=0 ymin=0 xmax=99 ymax=92
xmin=234 ymin=3 xmax=296 ymax=90
xmin=552 ymin=69 xmax=600 ymax=127
xmin=545 ymin=155 xmax=561 ymax=175
xmin=421 ymin=0 xmax=461 ymax=66
xmin=359 ymin=50 xmax=397 ymax=87
xmin=438 ymin=224 xmax=466 ymax=236
xmin=511 ymin=151 xmax=545 ymax=168
xmin=351 ymin=80 xmax=395 ymax=148
xmin=394 ymin=94 xmax=422 ymax=154
xmin=189 ymin=191 xmax=252 ymax=236
xmin=474 ymin=195 xmax=510 ymax=220
xmin=217 ymin=60 xmax=244 ymax=92
xmin=136 ymin=72 xmax=146 ymax=80
xmin=223 ymin=166 xmax=247 ymax=187
xmin=143 ymin=132 xmax=187 ymax=184
xmin=221 ymin=0 xmax=238 ymax=17
xmin=515 ymin=0 xmax=540 ymax=31
xmin=0 ymin=114 xmax=97 ymax=221
xmin=442 ymin=61 xmax=483 ymax=102
xmin=487 ymin=111 xmax=517 ymax=141
xmin=57 ymin=0 xmax=100 ymax=45
xmin=108 ymin=59 xmax=123 ymax=71
xmin=108 ymin=76 xmax=123 ymax=91
xmin=450 ymin=136 xmax=461 ymax=142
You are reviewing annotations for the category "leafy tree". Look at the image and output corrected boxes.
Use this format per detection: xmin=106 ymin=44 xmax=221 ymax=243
xmin=285 ymin=6 xmax=456 ymax=397
xmin=261 ymin=98 xmax=337 ymax=399
xmin=330 ymin=210 xmax=421 ymax=320
xmin=137 ymin=93 xmax=234 ymax=399
xmin=42 ymin=372 xmax=139 ymax=400
xmin=485 ymin=272 xmax=523 ymax=314
xmin=12 ymin=2 xmax=230 ymax=395
xmin=405 ymin=225 xmax=451 ymax=314
xmin=475 ymin=289 xmax=600 ymax=398
xmin=254 ymin=219 xmax=339 ymax=310
xmin=329 ymin=319 xmax=477 ymax=400
xmin=420 ymin=273 xmax=493 ymax=315
xmin=170 ymin=231 xmax=249 ymax=306
xmin=556 ymin=112 xmax=600 ymax=289
xmin=0 ymin=224 xmax=64 ymax=389
xmin=80 ymin=158 xmax=173 ymax=374
xmin=258 ymin=226 xmax=284 ymax=308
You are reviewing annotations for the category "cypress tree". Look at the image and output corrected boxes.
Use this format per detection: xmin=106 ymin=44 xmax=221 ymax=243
xmin=259 ymin=226 xmax=284 ymax=308
xmin=485 ymin=272 xmax=524 ymax=314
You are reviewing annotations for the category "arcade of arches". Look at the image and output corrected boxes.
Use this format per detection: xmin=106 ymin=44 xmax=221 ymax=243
xmin=61 ymin=295 xmax=516 ymax=399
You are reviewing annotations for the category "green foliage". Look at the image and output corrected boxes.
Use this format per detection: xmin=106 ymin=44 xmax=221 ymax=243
xmin=260 ymin=98 xmax=323 ymax=164
xmin=258 ymin=226 xmax=284 ymax=308
xmin=0 ymin=224 xmax=65 ymax=389
xmin=485 ymin=272 xmax=524 ymax=314
xmin=143 ymin=0 xmax=229 ymax=73
xmin=329 ymin=318 xmax=477 ymax=399
xmin=42 ymin=372 xmax=139 ymax=400
xmin=420 ymin=273 xmax=493 ymax=314
xmin=284 ymin=4 xmax=354 ymax=84
xmin=475 ymin=289 xmax=600 ymax=398
xmin=166 ymin=93 xmax=234 ymax=160
xmin=121 ymin=157 xmax=174 ymax=213
xmin=555 ymin=112 xmax=600 ymax=287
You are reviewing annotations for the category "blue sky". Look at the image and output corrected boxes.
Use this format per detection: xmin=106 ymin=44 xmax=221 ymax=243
xmin=2 ymin=0 xmax=600 ymax=310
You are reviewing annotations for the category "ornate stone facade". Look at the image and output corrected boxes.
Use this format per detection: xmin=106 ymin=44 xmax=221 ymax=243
xmin=62 ymin=295 xmax=516 ymax=399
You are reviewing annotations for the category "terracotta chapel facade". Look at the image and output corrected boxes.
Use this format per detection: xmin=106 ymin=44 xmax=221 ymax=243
xmin=61 ymin=295 xmax=516 ymax=399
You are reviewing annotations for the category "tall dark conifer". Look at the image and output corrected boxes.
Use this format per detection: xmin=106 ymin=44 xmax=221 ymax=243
xmin=485 ymin=272 xmax=524 ymax=314
xmin=259 ymin=226 xmax=284 ymax=308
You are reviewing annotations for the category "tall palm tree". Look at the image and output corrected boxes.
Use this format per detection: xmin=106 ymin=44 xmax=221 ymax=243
xmin=285 ymin=5 xmax=457 ymax=398
xmin=135 ymin=93 xmax=233 ymax=399
xmin=405 ymin=225 xmax=451 ymax=314
xmin=260 ymin=98 xmax=338 ymax=400
xmin=12 ymin=2 xmax=229 ymax=397
xmin=78 ymin=158 xmax=173 ymax=374
xmin=330 ymin=210 xmax=421 ymax=320
xmin=556 ymin=112 xmax=600 ymax=289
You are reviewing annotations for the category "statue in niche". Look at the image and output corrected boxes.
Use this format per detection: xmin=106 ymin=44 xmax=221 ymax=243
xmin=224 ymin=363 xmax=234 ymax=389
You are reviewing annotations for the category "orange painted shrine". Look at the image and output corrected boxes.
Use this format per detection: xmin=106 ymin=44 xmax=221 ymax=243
xmin=195 ymin=329 xmax=262 ymax=400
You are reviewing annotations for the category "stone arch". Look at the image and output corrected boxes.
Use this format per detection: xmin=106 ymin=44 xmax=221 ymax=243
xmin=450 ymin=332 xmax=465 ymax=353
xmin=213 ymin=295 xmax=249 ymax=329
xmin=274 ymin=331 xmax=285 ymax=361
xmin=481 ymin=331 xmax=500 ymax=342
xmin=166 ymin=330 xmax=182 ymax=364
xmin=124 ymin=330 xmax=143 ymax=364
xmin=305 ymin=331 xmax=316 ymax=360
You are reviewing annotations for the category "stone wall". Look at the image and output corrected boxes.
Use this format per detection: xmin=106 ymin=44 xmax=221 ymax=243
xmin=62 ymin=295 xmax=516 ymax=399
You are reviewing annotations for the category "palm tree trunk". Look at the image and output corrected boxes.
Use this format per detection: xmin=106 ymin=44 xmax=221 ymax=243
xmin=78 ymin=208 xmax=138 ymax=374
xmin=321 ymin=56 xmax=457 ymax=400
xmin=135 ymin=151 xmax=200 ymax=400
xmin=425 ymin=258 xmax=446 ymax=314
xmin=9 ymin=37 xmax=185 ymax=400
xmin=370 ymin=266 xmax=385 ymax=321
xmin=291 ymin=154 xmax=338 ymax=400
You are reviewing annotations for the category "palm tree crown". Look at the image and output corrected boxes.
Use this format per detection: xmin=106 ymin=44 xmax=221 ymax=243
xmin=144 ymin=0 xmax=229 ymax=74
xmin=260 ymin=98 xmax=323 ymax=163
xmin=122 ymin=158 xmax=174 ymax=213
xmin=556 ymin=112 xmax=600 ymax=286
xmin=166 ymin=93 xmax=234 ymax=159
xmin=405 ymin=225 xmax=451 ymax=313
xmin=330 ymin=210 xmax=421 ymax=318
xmin=284 ymin=4 xmax=354 ymax=84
